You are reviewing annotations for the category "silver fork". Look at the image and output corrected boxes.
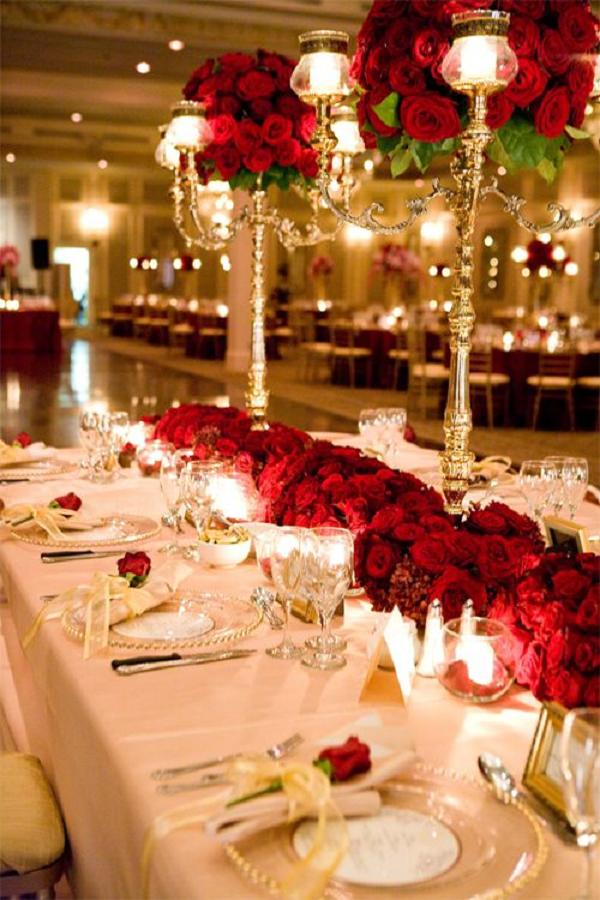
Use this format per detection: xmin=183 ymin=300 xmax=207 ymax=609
xmin=152 ymin=732 xmax=303 ymax=793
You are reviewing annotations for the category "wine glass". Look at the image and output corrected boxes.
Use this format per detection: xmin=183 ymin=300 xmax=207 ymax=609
xmin=159 ymin=450 xmax=188 ymax=555
xmin=302 ymin=527 xmax=354 ymax=670
xmin=358 ymin=409 xmax=383 ymax=448
xmin=267 ymin=527 xmax=313 ymax=660
xmin=181 ymin=460 xmax=224 ymax=557
xmin=518 ymin=459 xmax=557 ymax=523
xmin=560 ymin=708 xmax=600 ymax=900
xmin=545 ymin=456 xmax=567 ymax=516
xmin=78 ymin=410 xmax=112 ymax=482
xmin=562 ymin=458 xmax=589 ymax=520
xmin=78 ymin=409 xmax=100 ymax=473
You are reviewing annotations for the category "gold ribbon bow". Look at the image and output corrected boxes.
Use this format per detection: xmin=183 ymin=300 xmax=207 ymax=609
xmin=2 ymin=504 xmax=75 ymax=541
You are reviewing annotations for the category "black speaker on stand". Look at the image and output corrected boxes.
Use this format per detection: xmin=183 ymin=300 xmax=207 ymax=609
xmin=31 ymin=237 xmax=50 ymax=294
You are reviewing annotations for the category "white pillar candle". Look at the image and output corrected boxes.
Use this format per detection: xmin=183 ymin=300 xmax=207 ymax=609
xmin=460 ymin=37 xmax=498 ymax=84
xmin=457 ymin=635 xmax=495 ymax=686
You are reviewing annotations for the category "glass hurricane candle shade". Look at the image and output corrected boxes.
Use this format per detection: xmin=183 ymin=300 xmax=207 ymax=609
xmin=441 ymin=12 xmax=518 ymax=93
xmin=165 ymin=100 xmax=212 ymax=152
xmin=290 ymin=31 xmax=352 ymax=104
xmin=136 ymin=441 xmax=175 ymax=477
xmin=436 ymin=618 xmax=515 ymax=704
xmin=155 ymin=133 xmax=180 ymax=170
xmin=331 ymin=108 xmax=365 ymax=156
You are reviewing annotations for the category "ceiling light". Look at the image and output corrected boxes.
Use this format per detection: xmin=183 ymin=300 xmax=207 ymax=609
xmin=97 ymin=159 xmax=108 ymax=169
xmin=169 ymin=39 xmax=185 ymax=51
xmin=136 ymin=61 xmax=151 ymax=74
xmin=5 ymin=153 xmax=16 ymax=163
xmin=71 ymin=112 xmax=83 ymax=123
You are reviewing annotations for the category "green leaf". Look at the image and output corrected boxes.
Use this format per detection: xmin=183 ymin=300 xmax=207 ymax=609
xmin=226 ymin=778 xmax=283 ymax=808
xmin=411 ymin=141 xmax=435 ymax=172
xmin=372 ymin=91 xmax=400 ymax=128
xmin=565 ymin=125 xmax=590 ymax=140
xmin=390 ymin=147 xmax=412 ymax=177
xmin=377 ymin=134 xmax=402 ymax=154
xmin=313 ymin=758 xmax=333 ymax=779
xmin=537 ymin=157 xmax=557 ymax=184
xmin=496 ymin=117 xmax=548 ymax=170
xmin=487 ymin=134 xmax=516 ymax=171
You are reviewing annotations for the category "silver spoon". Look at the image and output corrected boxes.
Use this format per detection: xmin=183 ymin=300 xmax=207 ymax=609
xmin=478 ymin=752 xmax=575 ymax=843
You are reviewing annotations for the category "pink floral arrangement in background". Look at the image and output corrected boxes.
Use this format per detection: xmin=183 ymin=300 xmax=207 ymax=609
xmin=372 ymin=243 xmax=421 ymax=277
xmin=0 ymin=244 xmax=20 ymax=270
xmin=309 ymin=255 xmax=334 ymax=278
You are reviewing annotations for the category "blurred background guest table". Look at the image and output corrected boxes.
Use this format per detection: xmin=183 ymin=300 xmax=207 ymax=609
xmin=0 ymin=301 xmax=61 ymax=354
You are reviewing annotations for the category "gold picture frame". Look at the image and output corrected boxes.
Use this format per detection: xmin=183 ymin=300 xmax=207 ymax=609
xmin=543 ymin=516 xmax=590 ymax=554
xmin=523 ymin=702 xmax=569 ymax=820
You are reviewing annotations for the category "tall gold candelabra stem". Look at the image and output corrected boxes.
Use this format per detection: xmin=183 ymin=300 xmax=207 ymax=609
xmin=245 ymin=183 xmax=269 ymax=430
xmin=440 ymin=90 xmax=493 ymax=514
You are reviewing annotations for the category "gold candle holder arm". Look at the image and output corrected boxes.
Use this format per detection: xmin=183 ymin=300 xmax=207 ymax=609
xmin=171 ymin=164 xmax=249 ymax=250
xmin=481 ymin=178 xmax=600 ymax=233
xmin=245 ymin=183 xmax=270 ymax=431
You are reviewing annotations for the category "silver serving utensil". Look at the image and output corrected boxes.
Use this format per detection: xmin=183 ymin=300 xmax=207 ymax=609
xmin=41 ymin=550 xmax=124 ymax=564
xmin=151 ymin=731 xmax=303 ymax=782
xmin=478 ymin=752 xmax=575 ymax=843
xmin=112 ymin=648 xmax=257 ymax=675
xmin=251 ymin=586 xmax=284 ymax=629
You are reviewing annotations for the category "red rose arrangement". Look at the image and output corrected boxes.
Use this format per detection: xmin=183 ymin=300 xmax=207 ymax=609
xmin=489 ymin=550 xmax=600 ymax=708
xmin=309 ymin=254 xmax=334 ymax=278
xmin=520 ymin=237 xmax=575 ymax=274
xmin=49 ymin=493 xmax=82 ymax=512
xmin=353 ymin=0 xmax=598 ymax=179
xmin=355 ymin=500 xmax=544 ymax=628
xmin=372 ymin=244 xmax=421 ymax=276
xmin=12 ymin=432 xmax=32 ymax=448
xmin=117 ymin=551 xmax=151 ymax=588
xmin=0 ymin=244 xmax=20 ymax=271
xmin=182 ymin=49 xmax=319 ymax=192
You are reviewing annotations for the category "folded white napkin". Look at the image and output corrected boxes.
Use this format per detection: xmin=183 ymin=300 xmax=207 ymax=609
xmin=1 ymin=505 xmax=103 ymax=540
xmin=0 ymin=441 xmax=51 ymax=467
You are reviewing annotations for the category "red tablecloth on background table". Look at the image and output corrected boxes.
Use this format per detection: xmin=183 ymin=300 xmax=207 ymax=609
xmin=0 ymin=310 xmax=62 ymax=354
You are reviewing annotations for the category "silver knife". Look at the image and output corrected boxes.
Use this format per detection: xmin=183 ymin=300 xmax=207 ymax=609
xmin=41 ymin=550 xmax=123 ymax=563
xmin=111 ymin=648 xmax=256 ymax=675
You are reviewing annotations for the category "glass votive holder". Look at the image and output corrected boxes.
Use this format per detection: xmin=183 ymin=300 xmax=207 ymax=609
xmin=435 ymin=617 xmax=515 ymax=704
xmin=136 ymin=441 xmax=175 ymax=477
xmin=252 ymin=524 xmax=278 ymax=582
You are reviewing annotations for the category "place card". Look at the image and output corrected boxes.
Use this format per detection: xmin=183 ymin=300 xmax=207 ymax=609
xmin=359 ymin=609 xmax=414 ymax=705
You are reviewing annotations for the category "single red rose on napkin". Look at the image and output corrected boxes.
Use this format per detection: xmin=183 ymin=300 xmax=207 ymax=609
xmin=316 ymin=736 xmax=372 ymax=783
xmin=49 ymin=492 xmax=82 ymax=511
xmin=118 ymin=442 xmax=138 ymax=468
xmin=117 ymin=551 xmax=151 ymax=587
xmin=13 ymin=432 xmax=32 ymax=448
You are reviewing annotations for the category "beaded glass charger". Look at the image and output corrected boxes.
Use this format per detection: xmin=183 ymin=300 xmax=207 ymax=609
xmin=226 ymin=764 xmax=547 ymax=898
xmin=13 ymin=513 xmax=160 ymax=547
xmin=62 ymin=591 xmax=262 ymax=650
xmin=0 ymin=459 xmax=77 ymax=479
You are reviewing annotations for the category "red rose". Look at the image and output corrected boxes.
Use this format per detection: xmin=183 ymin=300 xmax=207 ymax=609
xmin=558 ymin=5 xmax=598 ymax=53
xmin=370 ymin=505 xmax=405 ymax=532
xmin=297 ymin=110 xmax=317 ymax=143
xmin=400 ymin=92 xmax=461 ymax=143
xmin=215 ymin=437 xmax=238 ymax=457
xmin=574 ymin=637 xmax=600 ymax=674
xmin=505 ymin=58 xmax=548 ymax=108
xmin=215 ymin=145 xmax=241 ymax=179
xmin=583 ymin=676 xmax=600 ymax=707
xmin=486 ymin=93 xmax=515 ymax=130
xmin=446 ymin=531 xmax=480 ymax=567
xmin=570 ymin=96 xmax=587 ymax=128
xmin=276 ymin=93 xmax=304 ymax=119
xmin=534 ymin=86 xmax=570 ymax=138
xmin=298 ymin=148 xmax=318 ymax=179
xmin=467 ymin=507 xmax=509 ymax=535
xmin=413 ymin=0 xmax=447 ymax=19
xmin=576 ymin=588 xmax=600 ymax=633
xmin=237 ymin=69 xmax=276 ymax=100
xmin=535 ymin=601 xmax=566 ymax=642
xmin=489 ymin=591 xmax=520 ymax=628
xmin=14 ymin=431 xmax=32 ymax=448
xmin=552 ymin=568 xmax=591 ymax=607
xmin=367 ymin=87 xmax=400 ymax=137
xmin=365 ymin=537 xmax=396 ymax=580
xmin=429 ymin=565 xmax=487 ymax=620
xmin=411 ymin=27 xmax=448 ymax=69
xmin=195 ymin=74 xmax=221 ymax=99
xmin=219 ymin=52 xmax=254 ymax=72
xmin=275 ymin=138 xmax=301 ymax=167
xmin=183 ymin=60 xmax=214 ymax=99
xmin=545 ymin=668 xmax=585 ymax=708
xmin=546 ymin=629 xmax=575 ymax=671
xmin=295 ymin=478 xmax=319 ymax=510
xmin=317 ymin=736 xmax=371 ymax=782
xmin=244 ymin=145 xmax=273 ymax=172
xmin=117 ymin=551 xmax=151 ymax=587
xmin=262 ymin=114 xmax=292 ymax=146
xmin=538 ymin=29 xmax=570 ymax=76
xmin=210 ymin=114 xmax=236 ymax=146
xmin=477 ymin=535 xmax=518 ymax=582
xmin=235 ymin=120 xmax=261 ymax=154
xmin=567 ymin=61 xmax=595 ymax=100
xmin=389 ymin=60 xmax=426 ymax=96
xmin=392 ymin=523 xmax=425 ymax=543
xmin=515 ymin=640 xmax=545 ymax=691
xmin=503 ymin=0 xmax=544 ymax=18
xmin=50 ymin=492 xmax=82 ymax=511
xmin=508 ymin=15 xmax=539 ymax=58
xmin=421 ymin=514 xmax=453 ymax=535
xmin=579 ymin=553 xmax=600 ymax=581
xmin=248 ymin=98 xmax=272 ymax=122
xmin=409 ymin=537 xmax=448 ymax=574
xmin=218 ymin=94 xmax=242 ymax=116
xmin=387 ymin=18 xmax=415 ymax=53
xmin=364 ymin=47 xmax=390 ymax=87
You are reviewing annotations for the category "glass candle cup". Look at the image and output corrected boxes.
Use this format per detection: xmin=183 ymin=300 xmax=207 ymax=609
xmin=136 ymin=441 xmax=175 ymax=477
xmin=435 ymin=617 xmax=515 ymax=704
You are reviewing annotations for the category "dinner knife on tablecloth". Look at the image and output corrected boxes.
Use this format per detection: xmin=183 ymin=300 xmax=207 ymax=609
xmin=41 ymin=550 xmax=123 ymax=563
xmin=111 ymin=649 xmax=257 ymax=675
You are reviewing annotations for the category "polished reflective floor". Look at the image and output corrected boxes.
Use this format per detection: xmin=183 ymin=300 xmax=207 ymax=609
xmin=0 ymin=341 xmax=355 ymax=446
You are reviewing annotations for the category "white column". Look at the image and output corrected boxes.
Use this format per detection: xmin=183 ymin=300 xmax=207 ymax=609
xmin=226 ymin=190 xmax=251 ymax=373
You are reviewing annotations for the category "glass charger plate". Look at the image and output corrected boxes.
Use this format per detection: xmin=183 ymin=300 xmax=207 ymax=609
xmin=225 ymin=763 xmax=547 ymax=899
xmin=62 ymin=591 xmax=263 ymax=650
xmin=13 ymin=513 xmax=160 ymax=547
xmin=0 ymin=459 xmax=77 ymax=479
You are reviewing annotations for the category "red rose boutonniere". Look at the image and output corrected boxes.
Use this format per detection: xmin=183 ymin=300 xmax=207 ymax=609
xmin=314 ymin=736 xmax=372 ymax=782
xmin=117 ymin=551 xmax=151 ymax=587
xmin=49 ymin=493 xmax=82 ymax=511
xmin=12 ymin=432 xmax=32 ymax=448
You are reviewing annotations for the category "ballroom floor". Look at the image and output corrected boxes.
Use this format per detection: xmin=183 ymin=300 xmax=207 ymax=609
xmin=1 ymin=336 xmax=598 ymax=484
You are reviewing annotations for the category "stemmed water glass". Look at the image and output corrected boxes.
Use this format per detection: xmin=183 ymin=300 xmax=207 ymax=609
xmin=358 ymin=409 xmax=383 ymax=449
xmin=377 ymin=407 xmax=407 ymax=464
xmin=545 ymin=456 xmax=567 ymax=515
xmin=78 ymin=410 xmax=113 ymax=481
xmin=562 ymin=458 xmax=589 ymax=520
xmin=181 ymin=460 xmax=224 ymax=558
xmin=518 ymin=459 xmax=557 ymax=524
xmin=302 ymin=527 xmax=354 ymax=670
xmin=560 ymin=708 xmax=600 ymax=900
xmin=267 ymin=527 xmax=314 ymax=660
xmin=159 ymin=450 xmax=189 ymax=555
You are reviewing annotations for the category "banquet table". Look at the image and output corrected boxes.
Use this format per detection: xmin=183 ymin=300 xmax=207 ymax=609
xmin=0 ymin=309 xmax=61 ymax=354
xmin=0 ymin=439 xmax=592 ymax=900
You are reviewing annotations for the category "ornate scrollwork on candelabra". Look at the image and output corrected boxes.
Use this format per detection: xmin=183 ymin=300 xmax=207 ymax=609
xmin=481 ymin=179 xmax=600 ymax=234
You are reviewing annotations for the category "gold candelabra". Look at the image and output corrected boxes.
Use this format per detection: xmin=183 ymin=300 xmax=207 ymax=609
xmin=160 ymin=100 xmax=363 ymax=429
xmin=291 ymin=15 xmax=600 ymax=514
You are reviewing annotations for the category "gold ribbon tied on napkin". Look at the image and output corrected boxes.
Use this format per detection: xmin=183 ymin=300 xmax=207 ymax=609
xmin=1 ymin=504 xmax=103 ymax=541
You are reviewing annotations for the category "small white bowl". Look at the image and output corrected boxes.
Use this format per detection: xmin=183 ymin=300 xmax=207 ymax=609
xmin=196 ymin=537 xmax=252 ymax=568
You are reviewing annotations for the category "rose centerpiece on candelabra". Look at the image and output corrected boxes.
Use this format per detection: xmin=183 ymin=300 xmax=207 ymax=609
xmin=159 ymin=47 xmax=365 ymax=428
xmin=290 ymin=1 xmax=599 ymax=514
xmin=511 ymin=235 xmax=579 ymax=311
xmin=372 ymin=243 xmax=421 ymax=307
xmin=309 ymin=253 xmax=334 ymax=300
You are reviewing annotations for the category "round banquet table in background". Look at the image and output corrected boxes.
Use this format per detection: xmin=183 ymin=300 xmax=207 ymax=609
xmin=0 ymin=438 xmax=593 ymax=900
xmin=0 ymin=309 xmax=62 ymax=354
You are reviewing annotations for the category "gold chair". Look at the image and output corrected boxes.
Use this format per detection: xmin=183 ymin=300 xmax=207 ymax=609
xmin=297 ymin=311 xmax=332 ymax=382
xmin=387 ymin=326 xmax=409 ymax=389
xmin=407 ymin=327 xmax=448 ymax=419
xmin=330 ymin=319 xmax=372 ymax=388
xmin=167 ymin=302 xmax=194 ymax=352
xmin=469 ymin=347 xmax=510 ymax=427
xmin=575 ymin=374 xmax=600 ymax=429
xmin=527 ymin=350 xmax=576 ymax=430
